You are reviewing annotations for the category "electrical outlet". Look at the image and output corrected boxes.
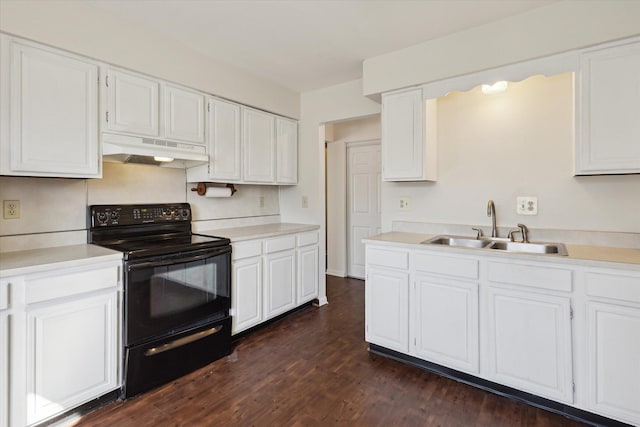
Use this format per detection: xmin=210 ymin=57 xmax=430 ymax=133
xmin=259 ymin=196 xmax=265 ymax=208
xmin=517 ymin=196 xmax=538 ymax=215
xmin=3 ymin=200 xmax=20 ymax=219
xmin=399 ymin=197 xmax=411 ymax=211
xmin=302 ymin=196 xmax=309 ymax=208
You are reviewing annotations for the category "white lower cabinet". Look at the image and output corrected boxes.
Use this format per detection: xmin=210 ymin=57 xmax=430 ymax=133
xmin=26 ymin=292 xmax=117 ymax=425
xmin=365 ymin=267 xmax=409 ymax=353
xmin=2 ymin=260 xmax=121 ymax=427
xmin=413 ymin=275 xmax=479 ymax=374
xmin=0 ymin=280 xmax=9 ymax=427
xmin=264 ymin=250 xmax=296 ymax=319
xmin=486 ymin=287 xmax=573 ymax=403
xmin=231 ymin=229 xmax=319 ymax=335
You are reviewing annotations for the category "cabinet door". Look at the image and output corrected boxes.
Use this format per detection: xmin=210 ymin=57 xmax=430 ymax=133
xmin=276 ymin=117 xmax=298 ymax=184
xmin=232 ymin=257 xmax=263 ymax=334
xmin=365 ymin=267 xmax=409 ymax=353
xmin=1 ymin=38 xmax=100 ymax=177
xmin=163 ymin=84 xmax=205 ymax=144
xmin=586 ymin=302 xmax=640 ymax=425
xmin=413 ymin=275 xmax=479 ymax=374
xmin=381 ymin=88 xmax=436 ymax=181
xmin=297 ymin=244 xmax=318 ymax=304
xmin=25 ymin=291 xmax=118 ymax=425
xmin=243 ymin=108 xmax=275 ymax=183
xmin=486 ymin=287 xmax=573 ymax=403
xmin=576 ymin=41 xmax=640 ymax=174
xmin=264 ymin=250 xmax=296 ymax=319
xmin=105 ymin=68 xmax=159 ymax=137
xmin=208 ymin=98 xmax=242 ymax=181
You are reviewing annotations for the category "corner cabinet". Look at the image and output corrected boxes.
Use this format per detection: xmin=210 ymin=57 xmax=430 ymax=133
xmin=381 ymin=87 xmax=437 ymax=181
xmin=276 ymin=117 xmax=298 ymax=184
xmin=0 ymin=35 xmax=101 ymax=178
xmin=575 ymin=39 xmax=640 ymax=174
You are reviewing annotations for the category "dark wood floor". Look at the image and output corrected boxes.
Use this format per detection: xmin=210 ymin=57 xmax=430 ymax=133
xmin=71 ymin=276 xmax=587 ymax=427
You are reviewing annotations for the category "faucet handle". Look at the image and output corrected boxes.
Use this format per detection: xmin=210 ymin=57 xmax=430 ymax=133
xmin=472 ymin=227 xmax=484 ymax=239
xmin=517 ymin=223 xmax=529 ymax=243
xmin=508 ymin=229 xmax=521 ymax=242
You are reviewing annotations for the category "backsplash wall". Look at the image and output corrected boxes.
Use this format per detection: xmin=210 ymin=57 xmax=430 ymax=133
xmin=0 ymin=162 xmax=279 ymax=251
xmin=381 ymin=73 xmax=640 ymax=234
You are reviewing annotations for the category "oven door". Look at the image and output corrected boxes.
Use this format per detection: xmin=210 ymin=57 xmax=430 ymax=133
xmin=124 ymin=246 xmax=231 ymax=346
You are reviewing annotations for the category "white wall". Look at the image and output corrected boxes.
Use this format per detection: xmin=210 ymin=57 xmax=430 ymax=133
xmin=363 ymin=1 xmax=640 ymax=95
xmin=0 ymin=163 xmax=280 ymax=251
xmin=0 ymin=0 xmax=299 ymax=118
xmin=326 ymin=116 xmax=380 ymax=277
xmin=381 ymin=73 xmax=640 ymax=235
xmin=280 ymin=79 xmax=381 ymax=300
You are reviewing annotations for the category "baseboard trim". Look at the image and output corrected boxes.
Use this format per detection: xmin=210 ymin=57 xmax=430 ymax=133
xmin=326 ymin=269 xmax=346 ymax=277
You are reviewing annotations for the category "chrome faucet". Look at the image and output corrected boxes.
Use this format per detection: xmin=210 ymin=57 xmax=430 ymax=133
xmin=517 ymin=223 xmax=529 ymax=243
xmin=487 ymin=200 xmax=497 ymax=238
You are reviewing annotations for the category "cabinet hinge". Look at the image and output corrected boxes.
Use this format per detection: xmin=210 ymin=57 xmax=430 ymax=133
xmin=570 ymin=306 xmax=574 ymax=320
xmin=105 ymin=75 xmax=109 ymax=87
xmin=572 ymin=382 xmax=575 ymax=393
xmin=414 ymin=338 xmax=417 ymax=346
xmin=207 ymin=102 xmax=210 ymax=112
xmin=105 ymin=111 xmax=109 ymax=123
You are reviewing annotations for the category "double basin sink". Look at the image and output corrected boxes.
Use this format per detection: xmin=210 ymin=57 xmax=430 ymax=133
xmin=422 ymin=235 xmax=568 ymax=256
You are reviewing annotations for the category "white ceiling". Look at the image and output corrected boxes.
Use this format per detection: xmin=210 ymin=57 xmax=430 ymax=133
xmin=87 ymin=0 xmax=558 ymax=93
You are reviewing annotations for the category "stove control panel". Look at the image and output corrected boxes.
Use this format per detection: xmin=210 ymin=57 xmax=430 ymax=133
xmin=90 ymin=203 xmax=191 ymax=227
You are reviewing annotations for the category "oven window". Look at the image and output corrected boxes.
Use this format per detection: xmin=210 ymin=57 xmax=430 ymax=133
xmin=126 ymin=251 xmax=230 ymax=345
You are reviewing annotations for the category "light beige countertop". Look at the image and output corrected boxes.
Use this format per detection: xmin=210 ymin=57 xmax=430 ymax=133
xmin=198 ymin=222 xmax=320 ymax=242
xmin=0 ymin=244 xmax=122 ymax=277
xmin=364 ymin=232 xmax=640 ymax=270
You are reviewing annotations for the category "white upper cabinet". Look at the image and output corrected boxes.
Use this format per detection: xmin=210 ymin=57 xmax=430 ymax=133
xmin=0 ymin=35 xmax=100 ymax=178
xmin=207 ymin=98 xmax=242 ymax=181
xmin=381 ymin=87 xmax=437 ymax=181
xmin=276 ymin=117 xmax=298 ymax=184
xmin=163 ymin=84 xmax=205 ymax=144
xmin=104 ymin=67 xmax=159 ymax=137
xmin=243 ymin=107 xmax=276 ymax=183
xmin=576 ymin=40 xmax=640 ymax=174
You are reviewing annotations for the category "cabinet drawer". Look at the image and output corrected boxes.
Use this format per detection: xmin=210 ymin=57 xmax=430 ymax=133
xmin=232 ymin=240 xmax=262 ymax=260
xmin=366 ymin=247 xmax=409 ymax=270
xmin=26 ymin=264 xmax=118 ymax=304
xmin=585 ymin=271 xmax=640 ymax=304
xmin=0 ymin=280 xmax=9 ymax=310
xmin=414 ymin=252 xmax=478 ymax=280
xmin=297 ymin=231 xmax=318 ymax=247
xmin=488 ymin=261 xmax=572 ymax=292
xmin=264 ymin=235 xmax=296 ymax=254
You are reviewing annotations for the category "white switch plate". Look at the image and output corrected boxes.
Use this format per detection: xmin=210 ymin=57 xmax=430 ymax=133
xmin=259 ymin=196 xmax=265 ymax=208
xmin=301 ymin=196 xmax=309 ymax=208
xmin=399 ymin=197 xmax=411 ymax=211
xmin=517 ymin=196 xmax=538 ymax=215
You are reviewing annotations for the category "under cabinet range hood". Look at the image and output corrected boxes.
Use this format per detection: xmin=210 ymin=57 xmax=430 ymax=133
xmin=102 ymin=133 xmax=208 ymax=167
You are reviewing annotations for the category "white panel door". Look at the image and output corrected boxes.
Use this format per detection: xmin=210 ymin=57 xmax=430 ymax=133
xmin=297 ymin=244 xmax=319 ymax=304
xmin=25 ymin=291 xmax=117 ymax=425
xmin=347 ymin=142 xmax=381 ymax=279
xmin=264 ymin=250 xmax=296 ymax=319
xmin=3 ymin=38 xmax=100 ymax=177
xmin=413 ymin=275 xmax=479 ymax=374
xmin=586 ymin=302 xmax=640 ymax=425
xmin=243 ymin=107 xmax=276 ymax=183
xmin=208 ymin=98 xmax=241 ymax=181
xmin=365 ymin=267 xmax=409 ymax=353
xmin=0 ymin=311 xmax=7 ymax=427
xmin=232 ymin=257 xmax=263 ymax=334
xmin=577 ymin=41 xmax=640 ymax=174
xmin=276 ymin=117 xmax=298 ymax=184
xmin=105 ymin=68 xmax=159 ymax=137
xmin=163 ymin=84 xmax=205 ymax=144
xmin=486 ymin=287 xmax=573 ymax=403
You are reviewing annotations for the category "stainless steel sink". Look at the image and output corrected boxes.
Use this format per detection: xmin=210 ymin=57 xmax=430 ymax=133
xmin=422 ymin=234 xmax=568 ymax=256
xmin=422 ymin=235 xmax=492 ymax=249
xmin=488 ymin=241 xmax=568 ymax=256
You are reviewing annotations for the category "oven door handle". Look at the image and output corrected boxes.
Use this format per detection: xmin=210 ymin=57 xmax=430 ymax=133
xmin=127 ymin=248 xmax=230 ymax=271
xmin=144 ymin=324 xmax=224 ymax=356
